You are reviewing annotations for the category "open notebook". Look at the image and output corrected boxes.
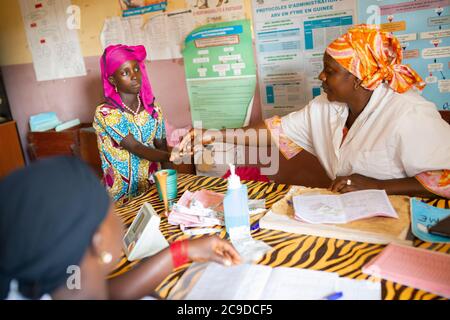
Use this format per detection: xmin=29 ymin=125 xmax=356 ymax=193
xmin=184 ymin=263 xmax=381 ymax=300
xmin=293 ymin=190 xmax=398 ymax=224
xmin=260 ymin=186 xmax=412 ymax=245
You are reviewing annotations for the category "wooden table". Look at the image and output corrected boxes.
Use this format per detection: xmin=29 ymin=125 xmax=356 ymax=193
xmin=110 ymin=174 xmax=450 ymax=300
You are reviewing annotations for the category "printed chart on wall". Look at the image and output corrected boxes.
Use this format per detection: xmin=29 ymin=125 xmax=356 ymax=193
xmin=119 ymin=0 xmax=167 ymax=17
xmin=186 ymin=0 xmax=246 ymax=25
xmin=101 ymin=10 xmax=196 ymax=60
xmin=19 ymin=0 xmax=86 ymax=82
xmin=359 ymin=0 xmax=450 ymax=111
xmin=252 ymin=0 xmax=357 ymax=119
xmin=182 ymin=20 xmax=257 ymax=129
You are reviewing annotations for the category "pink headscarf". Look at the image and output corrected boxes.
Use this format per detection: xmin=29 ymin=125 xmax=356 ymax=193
xmin=101 ymin=44 xmax=158 ymax=118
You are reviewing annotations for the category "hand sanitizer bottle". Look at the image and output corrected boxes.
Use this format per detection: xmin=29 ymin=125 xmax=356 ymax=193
xmin=223 ymin=164 xmax=250 ymax=236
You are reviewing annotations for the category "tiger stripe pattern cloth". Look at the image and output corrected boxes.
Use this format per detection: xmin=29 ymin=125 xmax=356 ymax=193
xmin=111 ymin=174 xmax=450 ymax=300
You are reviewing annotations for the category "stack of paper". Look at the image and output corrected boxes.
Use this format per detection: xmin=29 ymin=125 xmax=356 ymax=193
xmin=184 ymin=262 xmax=381 ymax=300
xmin=29 ymin=112 xmax=62 ymax=132
xmin=168 ymin=190 xmax=267 ymax=231
xmin=168 ymin=190 xmax=224 ymax=230
xmin=293 ymin=190 xmax=399 ymax=224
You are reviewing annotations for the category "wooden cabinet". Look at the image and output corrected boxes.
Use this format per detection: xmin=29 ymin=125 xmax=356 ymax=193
xmin=26 ymin=124 xmax=104 ymax=177
xmin=0 ymin=121 xmax=25 ymax=179
xmin=27 ymin=125 xmax=86 ymax=160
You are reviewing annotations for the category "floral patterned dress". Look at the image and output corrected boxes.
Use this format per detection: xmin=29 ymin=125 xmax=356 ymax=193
xmin=93 ymin=103 xmax=166 ymax=202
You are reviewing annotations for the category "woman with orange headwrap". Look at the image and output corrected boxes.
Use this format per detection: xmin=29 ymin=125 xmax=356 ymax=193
xmin=174 ymin=25 xmax=450 ymax=198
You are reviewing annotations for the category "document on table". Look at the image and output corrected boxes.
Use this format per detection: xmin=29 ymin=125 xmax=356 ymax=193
xmin=185 ymin=262 xmax=381 ymax=300
xmin=362 ymin=243 xmax=450 ymax=298
xmin=293 ymin=190 xmax=398 ymax=224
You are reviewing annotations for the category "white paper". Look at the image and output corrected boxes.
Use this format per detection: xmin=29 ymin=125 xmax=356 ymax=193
xmin=101 ymin=16 xmax=147 ymax=50
xmin=101 ymin=10 xmax=195 ymax=61
xmin=293 ymin=190 xmax=398 ymax=224
xmin=186 ymin=263 xmax=272 ymax=300
xmin=144 ymin=10 xmax=195 ymax=60
xmin=19 ymin=0 xmax=86 ymax=81
xmin=187 ymin=0 xmax=246 ymax=26
xmin=336 ymin=277 xmax=382 ymax=300
xmin=260 ymin=267 xmax=339 ymax=300
xmin=229 ymin=226 xmax=272 ymax=263
xmin=167 ymin=10 xmax=196 ymax=59
xmin=185 ymin=262 xmax=382 ymax=300
xmin=143 ymin=13 xmax=172 ymax=60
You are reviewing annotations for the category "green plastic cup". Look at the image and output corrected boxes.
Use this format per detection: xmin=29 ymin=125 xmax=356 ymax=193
xmin=155 ymin=169 xmax=178 ymax=210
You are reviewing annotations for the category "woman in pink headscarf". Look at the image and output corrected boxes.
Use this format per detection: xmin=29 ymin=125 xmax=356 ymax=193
xmin=93 ymin=44 xmax=172 ymax=203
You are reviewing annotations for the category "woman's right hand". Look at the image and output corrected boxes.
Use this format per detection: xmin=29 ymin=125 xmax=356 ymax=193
xmin=187 ymin=235 xmax=241 ymax=266
xmin=170 ymin=128 xmax=215 ymax=162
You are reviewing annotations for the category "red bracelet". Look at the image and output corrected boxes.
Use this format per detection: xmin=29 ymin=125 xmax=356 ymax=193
xmin=170 ymin=240 xmax=189 ymax=268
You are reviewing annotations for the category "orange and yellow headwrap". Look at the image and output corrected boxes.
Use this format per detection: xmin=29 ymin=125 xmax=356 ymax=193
xmin=326 ymin=24 xmax=426 ymax=94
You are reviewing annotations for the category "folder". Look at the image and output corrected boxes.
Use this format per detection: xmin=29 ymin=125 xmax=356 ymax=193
xmin=362 ymin=243 xmax=450 ymax=298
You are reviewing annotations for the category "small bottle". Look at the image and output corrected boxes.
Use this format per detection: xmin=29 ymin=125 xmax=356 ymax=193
xmin=223 ymin=164 xmax=250 ymax=235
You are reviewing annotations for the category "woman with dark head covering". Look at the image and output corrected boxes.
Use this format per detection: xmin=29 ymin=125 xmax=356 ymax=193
xmin=175 ymin=25 xmax=450 ymax=199
xmin=0 ymin=157 xmax=240 ymax=300
xmin=94 ymin=44 xmax=173 ymax=204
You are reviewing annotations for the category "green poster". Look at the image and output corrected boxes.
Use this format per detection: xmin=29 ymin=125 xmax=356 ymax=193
xmin=183 ymin=20 xmax=257 ymax=129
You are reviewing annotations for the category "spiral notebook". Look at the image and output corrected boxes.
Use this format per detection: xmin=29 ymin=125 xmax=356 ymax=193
xmin=362 ymin=243 xmax=450 ymax=298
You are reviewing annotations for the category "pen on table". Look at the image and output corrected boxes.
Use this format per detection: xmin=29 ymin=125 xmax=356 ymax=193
xmin=251 ymin=221 xmax=260 ymax=232
xmin=323 ymin=292 xmax=343 ymax=300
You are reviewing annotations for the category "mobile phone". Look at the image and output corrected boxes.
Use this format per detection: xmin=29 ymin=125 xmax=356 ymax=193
xmin=428 ymin=215 xmax=450 ymax=238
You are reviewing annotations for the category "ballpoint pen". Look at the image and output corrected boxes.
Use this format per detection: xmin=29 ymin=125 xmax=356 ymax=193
xmin=323 ymin=292 xmax=343 ymax=300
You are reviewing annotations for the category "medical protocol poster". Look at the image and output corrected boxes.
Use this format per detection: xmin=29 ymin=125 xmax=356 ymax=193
xmin=252 ymin=0 xmax=357 ymax=119
xmin=359 ymin=0 xmax=450 ymax=111
xmin=183 ymin=20 xmax=257 ymax=129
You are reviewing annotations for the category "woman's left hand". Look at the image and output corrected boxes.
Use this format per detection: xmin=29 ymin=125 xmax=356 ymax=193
xmin=330 ymin=174 xmax=382 ymax=193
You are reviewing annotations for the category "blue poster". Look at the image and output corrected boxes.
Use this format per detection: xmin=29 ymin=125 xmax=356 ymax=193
xmin=120 ymin=1 xmax=167 ymax=17
xmin=358 ymin=0 xmax=450 ymax=110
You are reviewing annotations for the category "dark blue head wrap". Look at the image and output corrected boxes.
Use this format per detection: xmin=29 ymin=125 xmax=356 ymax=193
xmin=0 ymin=157 xmax=110 ymax=299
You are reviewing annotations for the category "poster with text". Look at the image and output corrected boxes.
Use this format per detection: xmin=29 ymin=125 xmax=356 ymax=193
xmin=358 ymin=0 xmax=450 ymax=111
xmin=119 ymin=0 xmax=167 ymax=17
xmin=252 ymin=0 xmax=358 ymax=119
xmin=186 ymin=0 xmax=246 ymax=26
xmin=102 ymin=10 xmax=196 ymax=61
xmin=19 ymin=0 xmax=86 ymax=82
xmin=183 ymin=20 xmax=257 ymax=129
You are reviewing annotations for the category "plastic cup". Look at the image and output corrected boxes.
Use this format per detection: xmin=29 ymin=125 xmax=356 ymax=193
xmin=155 ymin=169 xmax=178 ymax=215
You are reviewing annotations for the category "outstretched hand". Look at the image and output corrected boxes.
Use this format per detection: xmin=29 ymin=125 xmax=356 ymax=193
xmin=170 ymin=128 xmax=215 ymax=163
